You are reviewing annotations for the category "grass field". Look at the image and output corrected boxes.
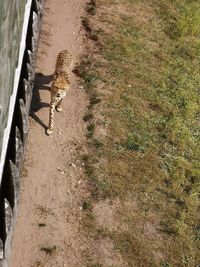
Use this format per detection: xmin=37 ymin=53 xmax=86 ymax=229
xmin=79 ymin=0 xmax=200 ymax=266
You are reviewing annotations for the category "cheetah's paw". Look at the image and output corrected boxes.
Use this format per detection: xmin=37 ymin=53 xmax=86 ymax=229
xmin=56 ymin=106 xmax=63 ymax=112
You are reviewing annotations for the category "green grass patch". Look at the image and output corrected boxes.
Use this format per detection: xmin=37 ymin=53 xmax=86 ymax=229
xmin=81 ymin=0 xmax=200 ymax=266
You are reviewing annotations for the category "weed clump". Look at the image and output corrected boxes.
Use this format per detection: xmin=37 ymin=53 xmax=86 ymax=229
xmin=40 ymin=245 xmax=57 ymax=255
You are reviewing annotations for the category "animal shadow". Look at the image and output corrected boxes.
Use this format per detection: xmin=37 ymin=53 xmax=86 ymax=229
xmin=30 ymin=72 xmax=53 ymax=130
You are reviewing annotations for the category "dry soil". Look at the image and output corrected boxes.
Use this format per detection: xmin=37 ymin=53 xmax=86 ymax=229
xmin=10 ymin=0 xmax=89 ymax=266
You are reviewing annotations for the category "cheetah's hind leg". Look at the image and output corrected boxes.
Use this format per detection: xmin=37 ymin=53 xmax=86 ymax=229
xmin=56 ymin=99 xmax=63 ymax=112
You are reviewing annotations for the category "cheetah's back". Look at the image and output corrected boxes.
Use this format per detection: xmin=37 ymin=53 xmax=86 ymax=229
xmin=54 ymin=50 xmax=73 ymax=75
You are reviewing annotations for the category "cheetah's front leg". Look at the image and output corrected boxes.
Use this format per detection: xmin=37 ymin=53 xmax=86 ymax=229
xmin=56 ymin=99 xmax=63 ymax=112
xmin=46 ymin=101 xmax=55 ymax=135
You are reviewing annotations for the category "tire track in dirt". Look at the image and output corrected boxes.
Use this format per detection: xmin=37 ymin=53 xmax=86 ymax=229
xmin=10 ymin=1 xmax=88 ymax=266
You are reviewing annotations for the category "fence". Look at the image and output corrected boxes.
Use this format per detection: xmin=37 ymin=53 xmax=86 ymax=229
xmin=0 ymin=1 xmax=43 ymax=266
xmin=0 ymin=0 xmax=27 ymax=157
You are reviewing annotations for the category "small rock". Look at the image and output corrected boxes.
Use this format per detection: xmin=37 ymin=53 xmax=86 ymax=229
xmin=71 ymin=163 xmax=76 ymax=168
xmin=57 ymin=168 xmax=65 ymax=174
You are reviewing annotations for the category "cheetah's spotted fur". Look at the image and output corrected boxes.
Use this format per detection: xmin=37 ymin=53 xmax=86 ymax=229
xmin=46 ymin=50 xmax=73 ymax=135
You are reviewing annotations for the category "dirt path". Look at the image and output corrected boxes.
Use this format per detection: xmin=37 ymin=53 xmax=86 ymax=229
xmin=10 ymin=1 xmax=88 ymax=266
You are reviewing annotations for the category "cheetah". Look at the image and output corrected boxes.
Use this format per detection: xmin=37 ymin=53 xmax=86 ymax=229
xmin=46 ymin=50 xmax=73 ymax=135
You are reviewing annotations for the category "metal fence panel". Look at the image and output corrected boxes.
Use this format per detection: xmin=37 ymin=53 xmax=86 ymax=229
xmin=0 ymin=0 xmax=27 ymax=155
xmin=0 ymin=1 xmax=44 ymax=265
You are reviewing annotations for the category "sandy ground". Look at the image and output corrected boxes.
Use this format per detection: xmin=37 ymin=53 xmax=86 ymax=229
xmin=10 ymin=1 xmax=89 ymax=266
